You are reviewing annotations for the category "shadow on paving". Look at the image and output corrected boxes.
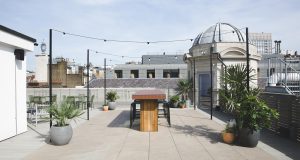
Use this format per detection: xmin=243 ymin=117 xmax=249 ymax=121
xmin=199 ymin=106 xmax=234 ymax=122
xmin=27 ymin=124 xmax=51 ymax=144
xmin=199 ymin=107 xmax=300 ymax=160
xmin=107 ymin=110 xmax=131 ymax=128
xmin=172 ymin=124 xmax=221 ymax=144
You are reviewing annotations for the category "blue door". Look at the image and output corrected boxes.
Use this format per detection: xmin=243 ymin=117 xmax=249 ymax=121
xmin=199 ymin=74 xmax=211 ymax=97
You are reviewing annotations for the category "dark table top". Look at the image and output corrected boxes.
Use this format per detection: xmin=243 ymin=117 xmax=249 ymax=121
xmin=132 ymin=89 xmax=166 ymax=100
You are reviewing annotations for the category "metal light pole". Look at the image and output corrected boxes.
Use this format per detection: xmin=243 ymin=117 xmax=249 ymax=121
xmin=104 ymin=58 xmax=107 ymax=105
xmin=210 ymin=44 xmax=214 ymax=120
xmin=49 ymin=29 xmax=53 ymax=127
xmin=246 ymin=27 xmax=250 ymax=91
xmin=86 ymin=49 xmax=90 ymax=120
xmin=193 ymin=58 xmax=196 ymax=110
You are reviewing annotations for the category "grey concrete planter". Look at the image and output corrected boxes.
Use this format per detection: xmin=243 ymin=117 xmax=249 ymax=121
xmin=108 ymin=101 xmax=117 ymax=110
xmin=50 ymin=125 xmax=73 ymax=145
xmin=239 ymin=128 xmax=260 ymax=147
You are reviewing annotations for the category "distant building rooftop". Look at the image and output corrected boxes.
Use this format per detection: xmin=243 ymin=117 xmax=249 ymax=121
xmin=142 ymin=54 xmax=185 ymax=64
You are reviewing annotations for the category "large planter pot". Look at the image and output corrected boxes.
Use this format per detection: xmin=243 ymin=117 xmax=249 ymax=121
xmin=239 ymin=128 xmax=260 ymax=147
xmin=222 ymin=132 xmax=235 ymax=144
xmin=108 ymin=101 xmax=117 ymax=110
xmin=50 ymin=125 xmax=73 ymax=145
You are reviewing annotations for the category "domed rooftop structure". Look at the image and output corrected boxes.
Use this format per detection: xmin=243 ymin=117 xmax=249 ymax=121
xmin=193 ymin=23 xmax=246 ymax=46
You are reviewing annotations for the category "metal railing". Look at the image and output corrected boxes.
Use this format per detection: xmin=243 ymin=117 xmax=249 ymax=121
xmin=267 ymin=57 xmax=300 ymax=95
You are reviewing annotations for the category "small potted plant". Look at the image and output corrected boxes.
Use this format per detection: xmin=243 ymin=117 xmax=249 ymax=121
xmin=178 ymin=100 xmax=186 ymax=108
xmin=170 ymin=95 xmax=180 ymax=108
xmin=106 ymin=91 xmax=119 ymax=110
xmin=48 ymin=100 xmax=84 ymax=145
xmin=222 ymin=119 xmax=236 ymax=144
xmin=102 ymin=103 xmax=109 ymax=111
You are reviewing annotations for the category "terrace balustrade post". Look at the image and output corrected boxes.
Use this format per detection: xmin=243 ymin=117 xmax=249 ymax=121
xmin=285 ymin=63 xmax=287 ymax=89
xmin=280 ymin=58 xmax=282 ymax=85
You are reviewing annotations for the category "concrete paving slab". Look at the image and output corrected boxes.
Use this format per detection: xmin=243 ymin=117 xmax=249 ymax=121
xmin=1 ymin=106 xmax=298 ymax=160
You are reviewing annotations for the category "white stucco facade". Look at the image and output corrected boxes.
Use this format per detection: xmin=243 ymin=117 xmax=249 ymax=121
xmin=0 ymin=26 xmax=35 ymax=141
xmin=186 ymin=23 xmax=261 ymax=108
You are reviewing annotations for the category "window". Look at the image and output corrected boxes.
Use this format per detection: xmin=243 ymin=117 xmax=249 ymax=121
xmin=268 ymin=68 xmax=275 ymax=76
xmin=163 ymin=69 xmax=179 ymax=78
xmin=130 ymin=70 xmax=139 ymax=78
xmin=147 ymin=70 xmax=155 ymax=78
xmin=114 ymin=70 xmax=123 ymax=78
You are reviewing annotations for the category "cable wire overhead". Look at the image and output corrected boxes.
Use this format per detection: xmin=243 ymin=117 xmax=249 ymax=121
xmin=52 ymin=29 xmax=194 ymax=44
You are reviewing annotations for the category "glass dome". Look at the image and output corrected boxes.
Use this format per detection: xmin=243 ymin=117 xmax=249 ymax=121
xmin=193 ymin=23 xmax=246 ymax=46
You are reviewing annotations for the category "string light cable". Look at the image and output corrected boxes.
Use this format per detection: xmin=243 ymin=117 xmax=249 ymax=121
xmin=52 ymin=29 xmax=193 ymax=44
xmin=52 ymin=27 xmax=246 ymax=45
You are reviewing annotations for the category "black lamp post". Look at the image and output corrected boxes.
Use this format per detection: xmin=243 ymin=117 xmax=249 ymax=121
xmin=193 ymin=58 xmax=196 ymax=110
xmin=104 ymin=58 xmax=107 ymax=105
xmin=210 ymin=43 xmax=214 ymax=120
xmin=49 ymin=29 xmax=53 ymax=127
xmin=86 ymin=49 xmax=90 ymax=120
xmin=246 ymin=27 xmax=250 ymax=91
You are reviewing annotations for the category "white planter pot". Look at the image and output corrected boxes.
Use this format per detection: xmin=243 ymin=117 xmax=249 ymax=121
xmin=108 ymin=101 xmax=117 ymax=110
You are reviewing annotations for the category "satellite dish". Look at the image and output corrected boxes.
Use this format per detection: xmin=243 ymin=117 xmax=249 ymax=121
xmin=41 ymin=42 xmax=47 ymax=53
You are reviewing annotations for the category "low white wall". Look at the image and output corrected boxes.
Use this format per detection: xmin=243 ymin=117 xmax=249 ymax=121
xmin=27 ymin=88 xmax=177 ymax=106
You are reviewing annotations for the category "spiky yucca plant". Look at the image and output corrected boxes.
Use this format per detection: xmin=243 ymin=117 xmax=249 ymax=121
xmin=48 ymin=100 xmax=84 ymax=127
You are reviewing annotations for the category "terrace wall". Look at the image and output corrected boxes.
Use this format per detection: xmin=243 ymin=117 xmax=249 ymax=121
xmin=260 ymin=93 xmax=300 ymax=142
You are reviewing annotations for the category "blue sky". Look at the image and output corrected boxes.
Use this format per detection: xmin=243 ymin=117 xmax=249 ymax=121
xmin=1 ymin=0 xmax=300 ymax=71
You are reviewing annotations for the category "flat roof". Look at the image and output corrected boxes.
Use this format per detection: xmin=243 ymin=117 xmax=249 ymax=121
xmin=0 ymin=25 xmax=36 ymax=43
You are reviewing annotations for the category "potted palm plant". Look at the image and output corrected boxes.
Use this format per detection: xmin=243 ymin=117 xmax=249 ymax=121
xmin=48 ymin=100 xmax=84 ymax=145
xmin=106 ymin=91 xmax=119 ymax=110
xmin=220 ymin=64 xmax=278 ymax=147
xmin=175 ymin=79 xmax=192 ymax=108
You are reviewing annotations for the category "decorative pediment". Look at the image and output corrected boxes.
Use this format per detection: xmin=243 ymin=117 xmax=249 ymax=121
xmin=224 ymin=51 xmax=245 ymax=56
xmin=220 ymin=47 xmax=246 ymax=57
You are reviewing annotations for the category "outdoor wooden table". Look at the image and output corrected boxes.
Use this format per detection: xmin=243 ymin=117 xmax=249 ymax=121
xmin=132 ymin=90 xmax=166 ymax=132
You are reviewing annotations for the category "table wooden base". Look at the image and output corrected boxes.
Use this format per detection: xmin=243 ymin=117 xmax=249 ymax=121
xmin=140 ymin=100 xmax=158 ymax=132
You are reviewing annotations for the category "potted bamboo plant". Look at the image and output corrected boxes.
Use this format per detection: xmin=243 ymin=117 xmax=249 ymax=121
xmin=220 ymin=64 xmax=278 ymax=147
xmin=48 ymin=100 xmax=84 ymax=145
xmin=106 ymin=91 xmax=119 ymax=110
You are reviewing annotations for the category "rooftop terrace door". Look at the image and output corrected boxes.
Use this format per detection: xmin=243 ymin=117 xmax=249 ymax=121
xmin=198 ymin=73 xmax=211 ymax=107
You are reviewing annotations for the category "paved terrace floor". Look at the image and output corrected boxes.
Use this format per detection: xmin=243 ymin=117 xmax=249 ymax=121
xmin=1 ymin=107 xmax=299 ymax=160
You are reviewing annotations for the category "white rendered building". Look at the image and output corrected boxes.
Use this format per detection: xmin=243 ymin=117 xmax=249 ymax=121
xmin=185 ymin=23 xmax=261 ymax=108
xmin=35 ymin=46 xmax=48 ymax=82
xmin=0 ymin=25 xmax=36 ymax=141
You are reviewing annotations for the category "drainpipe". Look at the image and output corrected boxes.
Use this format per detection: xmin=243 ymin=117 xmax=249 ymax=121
xmin=268 ymin=58 xmax=270 ymax=86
